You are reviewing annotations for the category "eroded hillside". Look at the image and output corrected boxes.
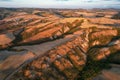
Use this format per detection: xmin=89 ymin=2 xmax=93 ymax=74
xmin=0 ymin=8 xmax=120 ymax=80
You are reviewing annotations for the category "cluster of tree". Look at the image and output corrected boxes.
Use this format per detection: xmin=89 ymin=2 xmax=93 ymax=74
xmin=95 ymin=13 xmax=105 ymax=18
xmin=111 ymin=12 xmax=120 ymax=19
xmin=0 ymin=13 xmax=11 ymax=20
